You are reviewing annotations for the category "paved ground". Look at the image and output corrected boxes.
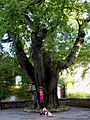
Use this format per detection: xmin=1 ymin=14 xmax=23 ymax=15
xmin=0 ymin=107 xmax=90 ymax=120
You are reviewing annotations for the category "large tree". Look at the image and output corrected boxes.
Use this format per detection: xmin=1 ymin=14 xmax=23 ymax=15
xmin=0 ymin=0 xmax=90 ymax=108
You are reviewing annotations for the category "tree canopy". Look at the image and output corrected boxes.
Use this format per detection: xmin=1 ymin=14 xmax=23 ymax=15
xmin=0 ymin=0 xmax=90 ymax=108
xmin=0 ymin=0 xmax=90 ymax=64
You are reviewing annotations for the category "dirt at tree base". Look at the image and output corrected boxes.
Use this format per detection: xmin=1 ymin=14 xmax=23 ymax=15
xmin=24 ymin=105 xmax=70 ymax=113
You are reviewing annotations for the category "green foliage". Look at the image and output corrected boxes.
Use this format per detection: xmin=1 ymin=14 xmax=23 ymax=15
xmin=59 ymin=64 xmax=90 ymax=98
xmin=10 ymin=84 xmax=32 ymax=100
xmin=16 ymin=84 xmax=32 ymax=100
xmin=0 ymin=0 xmax=25 ymax=38
xmin=0 ymin=54 xmax=16 ymax=98
xmin=78 ymin=41 xmax=90 ymax=64
xmin=58 ymin=78 xmax=65 ymax=85
xmin=0 ymin=0 xmax=90 ymax=99
xmin=0 ymin=0 xmax=90 ymax=63
xmin=67 ymin=92 xmax=90 ymax=98
xmin=0 ymin=53 xmax=31 ymax=99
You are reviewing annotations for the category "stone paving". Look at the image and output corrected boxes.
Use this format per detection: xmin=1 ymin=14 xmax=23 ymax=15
xmin=0 ymin=107 xmax=90 ymax=120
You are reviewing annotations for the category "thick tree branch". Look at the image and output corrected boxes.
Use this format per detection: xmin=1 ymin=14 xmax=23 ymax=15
xmin=14 ymin=38 xmax=35 ymax=83
xmin=24 ymin=14 xmax=33 ymax=28
xmin=31 ymin=28 xmax=48 ymax=53
xmin=8 ymin=33 xmax=35 ymax=83
xmin=31 ymin=28 xmax=47 ymax=88
xmin=58 ymin=17 xmax=90 ymax=70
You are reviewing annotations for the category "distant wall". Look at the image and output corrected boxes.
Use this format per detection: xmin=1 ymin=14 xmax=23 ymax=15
xmin=59 ymin=98 xmax=90 ymax=108
xmin=0 ymin=98 xmax=90 ymax=109
xmin=0 ymin=100 xmax=33 ymax=110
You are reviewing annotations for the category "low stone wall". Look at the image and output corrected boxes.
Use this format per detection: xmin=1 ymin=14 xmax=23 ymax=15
xmin=59 ymin=98 xmax=90 ymax=108
xmin=0 ymin=100 xmax=33 ymax=110
xmin=0 ymin=98 xmax=90 ymax=110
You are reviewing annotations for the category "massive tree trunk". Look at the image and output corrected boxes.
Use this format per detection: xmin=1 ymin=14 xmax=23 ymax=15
xmin=13 ymin=17 xmax=88 ymax=109
xmin=14 ymin=25 xmax=86 ymax=109
xmin=46 ymin=64 xmax=60 ymax=108
xmin=31 ymin=29 xmax=47 ymax=89
xmin=31 ymin=28 xmax=60 ymax=108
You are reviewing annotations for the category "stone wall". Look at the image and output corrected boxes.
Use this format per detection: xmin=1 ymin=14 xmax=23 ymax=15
xmin=0 ymin=100 xmax=33 ymax=110
xmin=0 ymin=98 xmax=90 ymax=109
xmin=59 ymin=98 xmax=90 ymax=108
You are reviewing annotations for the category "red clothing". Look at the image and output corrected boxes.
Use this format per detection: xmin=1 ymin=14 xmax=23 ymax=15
xmin=39 ymin=90 xmax=44 ymax=103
